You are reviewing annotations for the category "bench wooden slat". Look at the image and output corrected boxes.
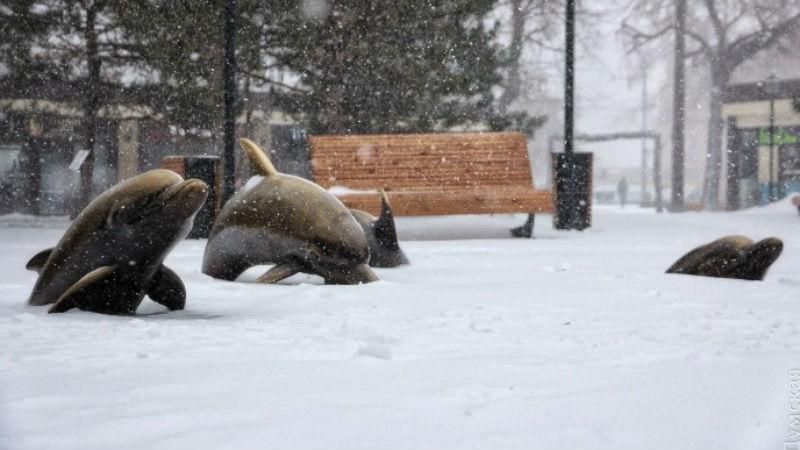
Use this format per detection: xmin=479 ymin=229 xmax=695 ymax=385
xmin=309 ymin=132 xmax=553 ymax=218
xmin=335 ymin=189 xmax=553 ymax=216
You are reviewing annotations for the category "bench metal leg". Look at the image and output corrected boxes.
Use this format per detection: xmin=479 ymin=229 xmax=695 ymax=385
xmin=510 ymin=213 xmax=535 ymax=238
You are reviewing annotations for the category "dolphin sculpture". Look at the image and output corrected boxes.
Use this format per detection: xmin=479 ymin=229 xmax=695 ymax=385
xmin=202 ymin=138 xmax=378 ymax=285
xmin=26 ymin=169 xmax=208 ymax=314
xmin=666 ymin=235 xmax=783 ymax=281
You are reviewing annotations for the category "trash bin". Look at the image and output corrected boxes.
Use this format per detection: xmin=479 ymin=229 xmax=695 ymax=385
xmin=551 ymin=152 xmax=593 ymax=230
xmin=161 ymin=155 xmax=221 ymax=239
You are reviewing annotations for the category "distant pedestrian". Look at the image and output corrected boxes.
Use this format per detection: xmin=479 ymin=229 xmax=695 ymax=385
xmin=617 ymin=177 xmax=629 ymax=208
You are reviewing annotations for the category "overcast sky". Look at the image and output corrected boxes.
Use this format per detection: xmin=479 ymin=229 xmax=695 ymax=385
xmin=570 ymin=4 xmax=667 ymax=171
xmin=519 ymin=1 xmax=676 ymax=175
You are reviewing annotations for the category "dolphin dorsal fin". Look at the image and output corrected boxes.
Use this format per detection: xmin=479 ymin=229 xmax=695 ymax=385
xmin=379 ymin=189 xmax=390 ymax=208
xmin=239 ymin=138 xmax=278 ymax=177
xmin=375 ymin=189 xmax=400 ymax=249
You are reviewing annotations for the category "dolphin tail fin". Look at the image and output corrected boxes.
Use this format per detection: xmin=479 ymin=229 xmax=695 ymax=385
xmin=255 ymin=263 xmax=300 ymax=284
xmin=239 ymin=138 xmax=278 ymax=177
xmin=26 ymin=248 xmax=53 ymax=274
xmin=146 ymin=265 xmax=186 ymax=311
xmin=49 ymin=266 xmax=137 ymax=315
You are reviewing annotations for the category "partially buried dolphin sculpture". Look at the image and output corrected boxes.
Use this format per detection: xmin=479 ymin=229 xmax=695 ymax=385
xmin=349 ymin=190 xmax=409 ymax=268
xmin=666 ymin=235 xmax=783 ymax=281
xmin=26 ymin=169 xmax=208 ymax=314
xmin=202 ymin=138 xmax=378 ymax=284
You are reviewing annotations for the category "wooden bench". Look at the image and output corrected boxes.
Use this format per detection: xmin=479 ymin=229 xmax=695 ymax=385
xmin=308 ymin=132 xmax=553 ymax=237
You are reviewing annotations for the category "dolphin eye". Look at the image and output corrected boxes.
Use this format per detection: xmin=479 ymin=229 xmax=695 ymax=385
xmin=108 ymin=203 xmax=139 ymax=226
xmin=108 ymin=193 xmax=160 ymax=226
xmin=107 ymin=205 xmax=124 ymax=227
xmin=106 ymin=186 xmax=175 ymax=227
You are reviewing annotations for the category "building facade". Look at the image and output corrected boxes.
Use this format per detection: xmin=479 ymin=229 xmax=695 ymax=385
xmin=0 ymin=98 xmax=304 ymax=216
xmin=722 ymin=78 xmax=800 ymax=209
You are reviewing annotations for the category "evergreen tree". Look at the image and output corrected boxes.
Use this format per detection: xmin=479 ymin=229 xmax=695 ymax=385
xmin=113 ymin=0 xmax=267 ymax=134
xmin=268 ymin=0 xmax=533 ymax=135
xmin=1 ymin=0 xmax=134 ymax=214
xmin=0 ymin=1 xmax=65 ymax=95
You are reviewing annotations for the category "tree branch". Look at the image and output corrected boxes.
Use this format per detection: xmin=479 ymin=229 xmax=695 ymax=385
xmin=727 ymin=12 xmax=800 ymax=68
xmin=245 ymin=72 xmax=308 ymax=93
xmin=701 ymin=0 xmax=727 ymax=43
xmin=684 ymin=28 xmax=713 ymax=59
xmin=620 ymin=21 xmax=672 ymax=53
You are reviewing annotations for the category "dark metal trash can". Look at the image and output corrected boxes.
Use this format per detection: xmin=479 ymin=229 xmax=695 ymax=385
xmin=551 ymin=152 xmax=593 ymax=230
xmin=161 ymin=155 xmax=221 ymax=239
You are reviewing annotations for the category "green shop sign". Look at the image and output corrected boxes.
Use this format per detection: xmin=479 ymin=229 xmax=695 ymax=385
xmin=758 ymin=128 xmax=799 ymax=145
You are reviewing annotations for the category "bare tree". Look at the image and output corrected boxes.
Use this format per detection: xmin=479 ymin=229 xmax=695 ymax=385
xmin=623 ymin=0 xmax=800 ymax=209
xmin=75 ymin=0 xmax=106 ymax=215
xmin=496 ymin=0 xmax=604 ymax=116
xmin=496 ymin=0 xmax=560 ymax=115
xmin=671 ymin=0 xmax=686 ymax=212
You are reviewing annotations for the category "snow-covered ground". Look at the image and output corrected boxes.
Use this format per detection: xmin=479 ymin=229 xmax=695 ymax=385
xmin=1 ymin=203 xmax=799 ymax=450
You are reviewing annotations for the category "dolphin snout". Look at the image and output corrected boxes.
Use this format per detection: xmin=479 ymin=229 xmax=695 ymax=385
xmin=180 ymin=179 xmax=209 ymax=198
xmin=163 ymin=179 xmax=209 ymax=216
xmin=749 ymin=237 xmax=783 ymax=264
xmin=760 ymin=237 xmax=783 ymax=251
xmin=751 ymin=237 xmax=783 ymax=256
xmin=179 ymin=179 xmax=209 ymax=207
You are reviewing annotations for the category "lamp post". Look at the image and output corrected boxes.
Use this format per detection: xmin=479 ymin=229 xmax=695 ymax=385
xmin=554 ymin=0 xmax=583 ymax=229
xmin=564 ymin=0 xmax=575 ymax=163
xmin=765 ymin=74 xmax=779 ymax=202
xmin=551 ymin=0 xmax=592 ymax=230
xmin=640 ymin=52 xmax=648 ymax=207
xmin=222 ymin=0 xmax=237 ymax=205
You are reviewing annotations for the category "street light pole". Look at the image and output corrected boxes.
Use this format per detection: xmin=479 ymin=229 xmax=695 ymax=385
xmin=562 ymin=0 xmax=577 ymax=227
xmin=551 ymin=0 xmax=592 ymax=230
xmin=564 ymin=0 xmax=575 ymax=160
xmin=766 ymin=74 xmax=779 ymax=202
xmin=222 ymin=0 xmax=237 ymax=205
xmin=769 ymin=95 xmax=775 ymax=201
xmin=640 ymin=54 xmax=648 ymax=207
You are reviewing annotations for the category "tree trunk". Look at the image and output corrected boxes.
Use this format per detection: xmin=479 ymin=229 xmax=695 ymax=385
xmin=498 ymin=0 xmax=525 ymax=115
xmin=670 ymin=0 xmax=686 ymax=212
xmin=701 ymin=69 xmax=729 ymax=210
xmin=324 ymin=11 xmax=349 ymax=135
xmin=77 ymin=4 xmax=100 ymax=217
xmin=326 ymin=52 xmax=347 ymax=134
xmin=725 ymin=117 xmax=740 ymax=210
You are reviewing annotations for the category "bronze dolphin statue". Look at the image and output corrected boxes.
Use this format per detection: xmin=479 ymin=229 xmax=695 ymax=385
xmin=349 ymin=190 xmax=409 ymax=268
xmin=666 ymin=235 xmax=783 ymax=281
xmin=26 ymin=169 xmax=208 ymax=314
xmin=202 ymin=138 xmax=377 ymax=285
